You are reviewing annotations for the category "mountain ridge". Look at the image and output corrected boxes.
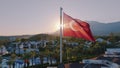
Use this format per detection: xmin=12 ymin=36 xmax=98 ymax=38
xmin=0 ymin=21 xmax=120 ymax=40
xmin=87 ymin=21 xmax=120 ymax=36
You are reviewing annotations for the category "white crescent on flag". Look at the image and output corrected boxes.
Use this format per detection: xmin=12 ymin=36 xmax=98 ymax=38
xmin=69 ymin=20 xmax=83 ymax=31
xmin=69 ymin=20 xmax=78 ymax=31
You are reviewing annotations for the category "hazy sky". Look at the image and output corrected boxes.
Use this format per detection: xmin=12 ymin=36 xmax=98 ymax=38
xmin=0 ymin=0 xmax=120 ymax=36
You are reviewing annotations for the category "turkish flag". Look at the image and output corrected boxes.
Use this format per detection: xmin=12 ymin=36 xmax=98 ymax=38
xmin=63 ymin=13 xmax=95 ymax=42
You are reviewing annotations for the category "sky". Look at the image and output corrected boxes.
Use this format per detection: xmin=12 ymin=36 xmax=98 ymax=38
xmin=0 ymin=0 xmax=120 ymax=36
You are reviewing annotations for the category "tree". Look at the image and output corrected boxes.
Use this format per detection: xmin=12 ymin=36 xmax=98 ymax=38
xmin=38 ymin=47 xmax=45 ymax=67
xmin=7 ymin=60 xmax=13 ymax=68
xmin=0 ymin=56 xmax=2 ymax=68
xmin=11 ymin=53 xmax=16 ymax=68
xmin=0 ymin=41 xmax=4 ymax=55
xmin=30 ymin=50 xmax=37 ymax=67
xmin=22 ymin=52 xmax=30 ymax=68
xmin=6 ymin=53 xmax=16 ymax=68
xmin=108 ymin=32 xmax=116 ymax=43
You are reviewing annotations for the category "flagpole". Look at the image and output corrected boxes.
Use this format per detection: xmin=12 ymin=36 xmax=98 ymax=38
xmin=60 ymin=7 xmax=63 ymax=63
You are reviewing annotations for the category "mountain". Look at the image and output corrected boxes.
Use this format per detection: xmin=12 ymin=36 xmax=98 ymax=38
xmin=88 ymin=21 xmax=120 ymax=36
xmin=53 ymin=21 xmax=120 ymax=36
xmin=0 ymin=35 xmax=32 ymax=41
xmin=29 ymin=34 xmax=57 ymax=41
xmin=0 ymin=21 xmax=119 ymax=41
xmin=0 ymin=34 xmax=55 ymax=41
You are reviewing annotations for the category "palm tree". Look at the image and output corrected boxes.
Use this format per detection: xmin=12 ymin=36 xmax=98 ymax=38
xmin=66 ymin=47 xmax=72 ymax=63
xmin=43 ymin=47 xmax=50 ymax=64
xmin=7 ymin=60 xmax=13 ymax=68
xmin=10 ymin=53 xmax=16 ymax=68
xmin=7 ymin=53 xmax=16 ymax=68
xmin=22 ymin=52 xmax=30 ymax=68
xmin=18 ymin=43 xmax=21 ymax=56
xmin=39 ymin=49 xmax=44 ymax=66
xmin=0 ymin=43 xmax=3 ymax=55
xmin=0 ymin=56 xmax=2 ymax=68
xmin=30 ymin=50 xmax=36 ymax=67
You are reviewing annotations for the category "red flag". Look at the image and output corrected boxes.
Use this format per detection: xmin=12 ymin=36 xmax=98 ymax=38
xmin=63 ymin=13 xmax=95 ymax=42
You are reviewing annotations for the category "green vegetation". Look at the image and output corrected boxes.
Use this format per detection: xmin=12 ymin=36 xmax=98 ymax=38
xmin=0 ymin=33 xmax=120 ymax=67
xmin=28 ymin=34 xmax=120 ymax=64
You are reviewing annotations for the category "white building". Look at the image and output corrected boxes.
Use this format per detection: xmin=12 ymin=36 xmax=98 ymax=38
xmin=0 ymin=46 xmax=8 ymax=55
xmin=82 ymin=59 xmax=119 ymax=68
xmin=104 ymin=48 xmax=120 ymax=57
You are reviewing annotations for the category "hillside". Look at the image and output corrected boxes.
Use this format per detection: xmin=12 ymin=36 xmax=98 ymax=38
xmin=29 ymin=34 xmax=57 ymax=41
xmin=88 ymin=21 xmax=120 ymax=36
xmin=0 ymin=35 xmax=32 ymax=41
xmin=0 ymin=21 xmax=120 ymax=41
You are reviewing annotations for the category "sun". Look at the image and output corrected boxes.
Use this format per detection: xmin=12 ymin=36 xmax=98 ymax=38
xmin=53 ymin=19 xmax=65 ymax=32
xmin=55 ymin=23 xmax=60 ymax=31
xmin=55 ymin=22 xmax=65 ymax=31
